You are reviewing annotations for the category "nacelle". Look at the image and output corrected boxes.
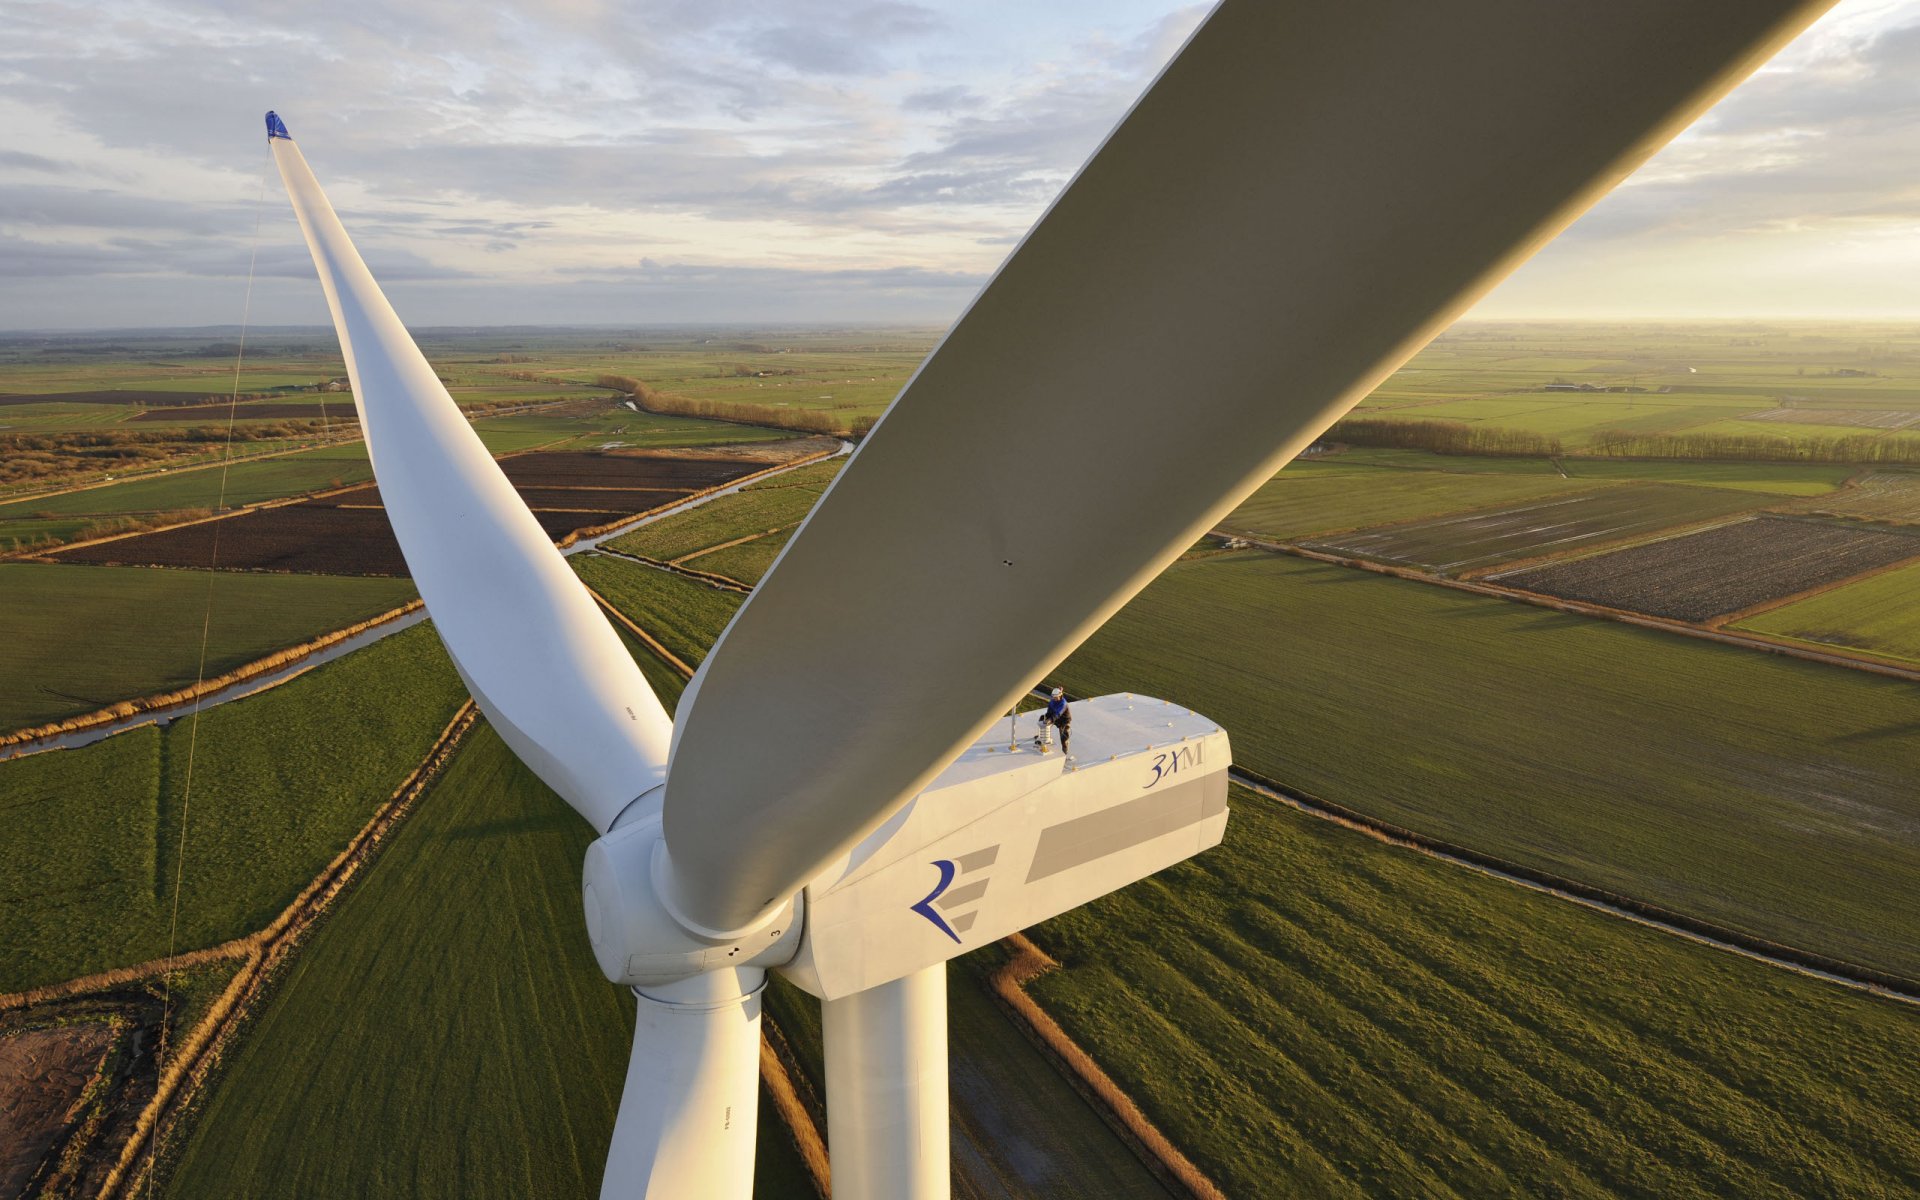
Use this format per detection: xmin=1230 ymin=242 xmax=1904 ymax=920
xmin=780 ymin=695 xmax=1229 ymax=1001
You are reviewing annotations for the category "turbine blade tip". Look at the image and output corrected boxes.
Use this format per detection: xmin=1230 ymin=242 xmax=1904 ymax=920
xmin=265 ymin=111 xmax=292 ymax=141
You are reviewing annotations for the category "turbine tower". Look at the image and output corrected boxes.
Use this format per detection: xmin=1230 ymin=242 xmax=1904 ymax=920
xmin=267 ymin=0 xmax=1832 ymax=1194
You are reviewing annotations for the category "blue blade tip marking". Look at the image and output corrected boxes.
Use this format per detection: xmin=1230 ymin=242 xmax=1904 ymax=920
xmin=265 ymin=112 xmax=291 ymax=141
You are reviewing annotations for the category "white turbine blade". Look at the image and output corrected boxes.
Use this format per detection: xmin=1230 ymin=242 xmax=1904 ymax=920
xmin=269 ymin=117 xmax=670 ymax=833
xmin=660 ymin=0 xmax=1834 ymax=932
xmin=603 ymin=973 xmax=764 ymax=1199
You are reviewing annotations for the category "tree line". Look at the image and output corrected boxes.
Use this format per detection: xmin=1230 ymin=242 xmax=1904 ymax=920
xmin=1587 ymin=429 xmax=1920 ymax=464
xmin=594 ymin=374 xmax=875 ymax=439
xmin=1325 ymin=417 xmax=1563 ymax=457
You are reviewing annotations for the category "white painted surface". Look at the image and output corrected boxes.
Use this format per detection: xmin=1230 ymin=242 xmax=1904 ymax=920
xmin=784 ymin=696 xmax=1230 ymax=1000
xmin=272 ymin=133 xmax=672 ymax=834
xmin=822 ymin=965 xmax=951 ymax=1200
xmin=604 ymin=969 xmax=766 ymax=1200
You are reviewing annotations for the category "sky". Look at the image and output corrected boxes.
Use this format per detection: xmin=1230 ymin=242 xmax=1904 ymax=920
xmin=4 ymin=0 xmax=1920 ymax=330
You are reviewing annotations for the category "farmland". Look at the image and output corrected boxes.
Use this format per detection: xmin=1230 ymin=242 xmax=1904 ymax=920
xmin=0 ymin=623 xmax=466 ymax=991
xmin=1218 ymin=461 xmax=1581 ymax=541
xmin=570 ymin=555 xmax=744 ymax=669
xmin=1496 ymin=515 xmax=1920 ymax=623
xmin=1026 ymin=786 xmax=1920 ymax=1199
xmin=1303 ymin=483 xmax=1763 ymax=575
xmin=605 ymin=476 xmax=830 ymax=564
xmin=552 ymin=516 xmax=1920 ymax=1197
xmin=1050 ymin=551 xmax=1920 ymax=981
xmin=0 ymin=445 xmax=375 ymax=549
xmin=0 ymin=563 xmax=416 ymax=730
xmin=47 ymin=444 xmax=819 ymax=577
xmin=155 ymin=724 xmax=813 ymax=1200
xmin=1792 ymin=467 xmax=1920 ymax=522
xmin=1735 ymin=559 xmax=1920 ymax=664
xmin=16 ymin=321 xmax=1920 ymax=1195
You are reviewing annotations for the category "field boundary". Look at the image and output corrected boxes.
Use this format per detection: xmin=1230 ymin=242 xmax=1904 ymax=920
xmin=673 ymin=525 xmax=793 ymax=567
xmin=583 ymin=585 xmax=698 ymax=677
xmin=987 ymin=933 xmax=1227 ymax=1200
xmin=1227 ymin=767 xmax=1920 ymax=1006
xmin=591 ymin=545 xmax=753 ymax=593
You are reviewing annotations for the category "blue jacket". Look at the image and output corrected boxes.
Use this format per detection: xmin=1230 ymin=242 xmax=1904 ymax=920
xmin=1045 ymin=697 xmax=1069 ymax=724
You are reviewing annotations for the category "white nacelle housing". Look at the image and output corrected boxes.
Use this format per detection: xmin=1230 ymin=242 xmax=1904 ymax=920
xmin=780 ymin=695 xmax=1230 ymax=1001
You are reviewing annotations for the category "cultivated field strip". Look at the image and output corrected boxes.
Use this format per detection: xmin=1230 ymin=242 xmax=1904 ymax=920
xmin=1302 ymin=483 xmax=1761 ymax=575
xmin=1027 ymin=791 xmax=1920 ymax=1199
xmin=1495 ymin=515 xmax=1920 ymax=623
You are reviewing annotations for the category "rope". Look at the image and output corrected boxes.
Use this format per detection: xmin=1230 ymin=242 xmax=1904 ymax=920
xmin=145 ymin=158 xmax=269 ymax=1190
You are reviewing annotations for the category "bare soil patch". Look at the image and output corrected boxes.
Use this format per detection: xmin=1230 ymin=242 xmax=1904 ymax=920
xmin=0 ymin=992 xmax=170 ymax=1200
xmin=1495 ymin=515 xmax=1920 ymax=623
xmin=0 ymin=1021 xmax=120 ymax=1196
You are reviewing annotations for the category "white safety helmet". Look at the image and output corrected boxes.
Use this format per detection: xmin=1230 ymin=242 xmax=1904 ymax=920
xmin=1051 ymin=687 xmax=1065 ymax=699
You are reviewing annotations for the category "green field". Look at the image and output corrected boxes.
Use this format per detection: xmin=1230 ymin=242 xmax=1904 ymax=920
xmin=0 ymin=623 xmax=466 ymax=991
xmin=606 ymin=483 xmax=825 ymax=564
xmin=1027 ymin=786 xmax=1920 ymax=1199
xmin=571 ymin=555 xmax=744 ymax=669
xmin=0 ymin=563 xmax=417 ymax=730
xmin=1050 ymin=551 xmax=1920 ymax=980
xmin=158 ymin=724 xmax=816 ymax=1200
xmin=1219 ymin=461 xmax=1581 ymax=541
xmin=468 ymin=404 xmax=792 ymax=454
xmin=1735 ymin=558 xmax=1920 ymax=664
xmin=690 ymin=532 xmax=796 ymax=585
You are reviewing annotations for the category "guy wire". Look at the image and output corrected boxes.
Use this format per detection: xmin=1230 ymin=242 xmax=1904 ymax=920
xmin=145 ymin=157 xmax=270 ymax=1191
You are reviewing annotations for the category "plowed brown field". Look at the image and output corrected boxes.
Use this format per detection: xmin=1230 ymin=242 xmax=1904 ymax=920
xmin=44 ymin=446 xmax=806 ymax=577
xmin=1495 ymin=515 xmax=1920 ymax=622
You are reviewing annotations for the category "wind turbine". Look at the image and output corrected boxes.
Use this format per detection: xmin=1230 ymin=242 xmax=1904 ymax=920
xmin=266 ymin=1 xmax=1832 ymax=1195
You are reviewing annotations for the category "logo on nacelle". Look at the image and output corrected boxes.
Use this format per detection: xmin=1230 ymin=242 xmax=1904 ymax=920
xmin=1144 ymin=740 xmax=1204 ymax=789
xmin=908 ymin=846 xmax=999 ymax=943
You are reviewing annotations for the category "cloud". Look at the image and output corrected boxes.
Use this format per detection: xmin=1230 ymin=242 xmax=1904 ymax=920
xmin=6 ymin=0 xmax=1919 ymax=327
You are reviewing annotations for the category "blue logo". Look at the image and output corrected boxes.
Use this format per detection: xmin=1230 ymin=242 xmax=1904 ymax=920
xmin=910 ymin=859 xmax=962 ymax=943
